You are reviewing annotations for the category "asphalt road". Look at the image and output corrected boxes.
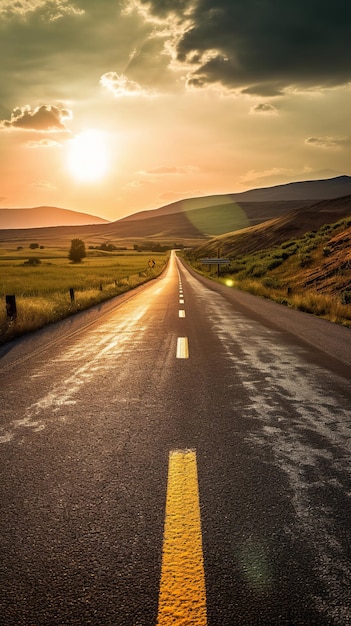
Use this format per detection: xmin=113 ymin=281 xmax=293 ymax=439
xmin=0 ymin=251 xmax=351 ymax=626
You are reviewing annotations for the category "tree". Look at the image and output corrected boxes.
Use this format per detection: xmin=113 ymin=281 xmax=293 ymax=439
xmin=68 ymin=238 xmax=86 ymax=263
xmin=29 ymin=242 xmax=39 ymax=249
xmin=24 ymin=257 xmax=41 ymax=265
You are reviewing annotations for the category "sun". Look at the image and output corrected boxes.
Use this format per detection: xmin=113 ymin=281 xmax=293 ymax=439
xmin=67 ymin=130 xmax=109 ymax=182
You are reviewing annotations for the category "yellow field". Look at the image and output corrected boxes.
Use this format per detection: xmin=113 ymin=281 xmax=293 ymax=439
xmin=0 ymin=246 xmax=169 ymax=343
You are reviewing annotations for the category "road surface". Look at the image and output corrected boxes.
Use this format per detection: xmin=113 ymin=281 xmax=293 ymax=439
xmin=0 ymin=251 xmax=351 ymax=625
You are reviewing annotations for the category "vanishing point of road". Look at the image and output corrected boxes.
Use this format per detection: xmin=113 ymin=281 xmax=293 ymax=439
xmin=1 ymin=251 xmax=351 ymax=625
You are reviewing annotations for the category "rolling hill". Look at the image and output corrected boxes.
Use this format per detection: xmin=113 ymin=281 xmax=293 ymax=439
xmin=226 ymin=174 xmax=351 ymax=202
xmin=0 ymin=200 xmax=317 ymax=246
xmin=119 ymin=174 xmax=351 ymax=222
xmin=87 ymin=174 xmax=351 ymax=241
xmin=191 ymin=194 xmax=351 ymax=258
xmin=0 ymin=206 xmax=109 ymax=229
xmin=187 ymin=213 xmax=351 ymax=328
xmin=1 ymin=175 xmax=351 ymax=245
xmin=103 ymin=175 xmax=351 ymax=240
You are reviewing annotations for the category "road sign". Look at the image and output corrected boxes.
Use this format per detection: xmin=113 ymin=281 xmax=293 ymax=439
xmin=148 ymin=259 xmax=156 ymax=268
xmin=200 ymin=258 xmax=230 ymax=264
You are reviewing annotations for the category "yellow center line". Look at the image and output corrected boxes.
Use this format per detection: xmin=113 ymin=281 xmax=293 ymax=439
xmin=176 ymin=337 xmax=189 ymax=358
xmin=157 ymin=449 xmax=207 ymax=625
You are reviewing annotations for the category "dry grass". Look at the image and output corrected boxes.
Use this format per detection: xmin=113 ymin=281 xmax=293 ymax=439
xmin=0 ymin=257 xmax=168 ymax=344
xmin=225 ymin=278 xmax=351 ymax=327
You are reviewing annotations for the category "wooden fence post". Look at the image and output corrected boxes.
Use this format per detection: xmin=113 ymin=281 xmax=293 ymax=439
xmin=6 ymin=295 xmax=17 ymax=319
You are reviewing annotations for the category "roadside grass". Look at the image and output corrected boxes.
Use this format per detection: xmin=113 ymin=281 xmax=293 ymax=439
xmin=186 ymin=216 xmax=351 ymax=327
xmin=0 ymin=249 xmax=168 ymax=343
xmin=220 ymin=278 xmax=351 ymax=327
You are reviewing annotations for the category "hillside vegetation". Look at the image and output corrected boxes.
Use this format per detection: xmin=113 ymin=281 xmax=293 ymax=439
xmin=193 ymin=195 xmax=351 ymax=259
xmin=187 ymin=216 xmax=351 ymax=326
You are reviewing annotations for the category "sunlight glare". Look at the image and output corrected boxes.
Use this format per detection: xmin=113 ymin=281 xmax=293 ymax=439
xmin=67 ymin=130 xmax=109 ymax=182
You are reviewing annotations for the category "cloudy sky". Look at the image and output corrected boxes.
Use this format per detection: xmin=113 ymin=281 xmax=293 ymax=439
xmin=1 ymin=0 xmax=351 ymax=220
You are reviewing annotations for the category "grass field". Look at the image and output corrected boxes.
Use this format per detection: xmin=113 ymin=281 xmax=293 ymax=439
xmin=0 ymin=246 xmax=168 ymax=343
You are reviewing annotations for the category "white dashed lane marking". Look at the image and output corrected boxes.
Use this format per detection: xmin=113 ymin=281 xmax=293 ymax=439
xmin=176 ymin=337 xmax=189 ymax=358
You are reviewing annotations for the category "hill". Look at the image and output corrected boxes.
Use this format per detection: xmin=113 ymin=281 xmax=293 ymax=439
xmin=120 ymin=175 xmax=351 ymax=222
xmin=0 ymin=206 xmax=109 ymax=229
xmin=103 ymin=174 xmax=351 ymax=240
xmin=191 ymin=195 xmax=351 ymax=258
xmin=187 ymin=208 xmax=351 ymax=327
xmin=227 ymin=174 xmax=351 ymax=202
xmin=1 ymin=175 xmax=350 ymax=246
xmin=115 ymin=200 xmax=319 ymax=237
xmin=0 ymin=200 xmax=317 ymax=247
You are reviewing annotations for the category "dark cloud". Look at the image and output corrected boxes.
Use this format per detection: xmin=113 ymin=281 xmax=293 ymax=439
xmin=134 ymin=0 xmax=351 ymax=94
xmin=127 ymin=0 xmax=192 ymax=19
xmin=0 ymin=105 xmax=72 ymax=131
xmin=250 ymin=103 xmax=278 ymax=114
xmin=305 ymin=136 xmax=349 ymax=148
xmin=241 ymin=84 xmax=284 ymax=97
xmin=0 ymin=1 xmax=151 ymax=105
xmin=1 ymin=0 xmax=350 ymax=126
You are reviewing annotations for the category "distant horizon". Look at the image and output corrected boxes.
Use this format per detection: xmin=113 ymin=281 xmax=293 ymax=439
xmin=1 ymin=170 xmax=349 ymax=223
xmin=1 ymin=172 xmax=351 ymax=231
xmin=1 ymin=2 xmax=351 ymax=223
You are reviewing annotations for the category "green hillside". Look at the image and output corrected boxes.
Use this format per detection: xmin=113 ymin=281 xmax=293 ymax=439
xmin=191 ymin=195 xmax=351 ymax=258
xmin=186 ymin=215 xmax=351 ymax=327
xmin=184 ymin=202 xmax=250 ymax=235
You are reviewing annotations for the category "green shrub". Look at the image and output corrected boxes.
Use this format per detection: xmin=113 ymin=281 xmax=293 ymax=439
xmin=341 ymin=291 xmax=351 ymax=305
xmin=263 ymin=276 xmax=281 ymax=288
xmin=281 ymin=240 xmax=297 ymax=248
xmin=247 ymin=264 xmax=265 ymax=277
xmin=229 ymin=261 xmax=246 ymax=273
xmin=267 ymin=258 xmax=283 ymax=270
xmin=299 ymin=253 xmax=312 ymax=268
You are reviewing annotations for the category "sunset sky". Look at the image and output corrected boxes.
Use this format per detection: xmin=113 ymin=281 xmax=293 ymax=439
xmin=1 ymin=0 xmax=351 ymax=222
